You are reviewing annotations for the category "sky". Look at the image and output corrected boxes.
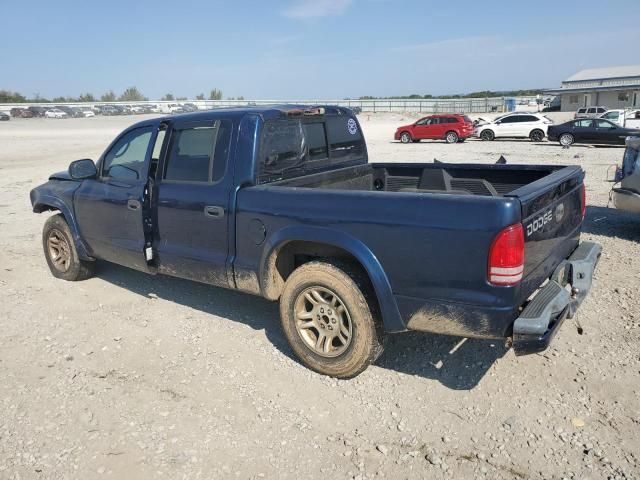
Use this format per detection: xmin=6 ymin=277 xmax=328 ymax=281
xmin=2 ymin=0 xmax=640 ymax=100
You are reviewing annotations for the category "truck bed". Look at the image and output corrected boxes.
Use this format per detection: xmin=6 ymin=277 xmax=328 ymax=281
xmin=270 ymin=162 xmax=564 ymax=198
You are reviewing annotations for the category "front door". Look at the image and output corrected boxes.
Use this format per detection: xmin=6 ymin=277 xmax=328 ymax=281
xmin=154 ymin=117 xmax=235 ymax=287
xmin=74 ymin=125 xmax=157 ymax=271
xmin=583 ymin=94 xmax=591 ymax=107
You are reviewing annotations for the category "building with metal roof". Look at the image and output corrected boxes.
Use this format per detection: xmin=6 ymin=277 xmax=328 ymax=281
xmin=545 ymin=65 xmax=640 ymax=112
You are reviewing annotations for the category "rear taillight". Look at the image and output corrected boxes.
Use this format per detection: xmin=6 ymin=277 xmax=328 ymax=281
xmin=581 ymin=184 xmax=586 ymax=220
xmin=488 ymin=224 xmax=525 ymax=286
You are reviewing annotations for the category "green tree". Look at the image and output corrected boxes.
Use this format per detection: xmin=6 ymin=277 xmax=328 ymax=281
xmin=0 ymin=90 xmax=26 ymax=103
xmin=209 ymin=88 xmax=223 ymax=100
xmin=119 ymin=86 xmax=146 ymax=102
xmin=196 ymin=93 xmax=205 ymax=100
xmin=162 ymin=93 xmax=175 ymax=101
xmin=78 ymin=92 xmax=96 ymax=102
xmin=176 ymin=96 xmax=188 ymax=101
xmin=101 ymin=90 xmax=117 ymax=102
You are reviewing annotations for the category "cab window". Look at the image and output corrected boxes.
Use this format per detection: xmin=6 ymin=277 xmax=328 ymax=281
xmin=163 ymin=119 xmax=232 ymax=183
xmin=102 ymin=127 xmax=153 ymax=180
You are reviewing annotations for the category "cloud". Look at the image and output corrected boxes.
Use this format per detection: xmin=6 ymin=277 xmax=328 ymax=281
xmin=282 ymin=0 xmax=352 ymax=19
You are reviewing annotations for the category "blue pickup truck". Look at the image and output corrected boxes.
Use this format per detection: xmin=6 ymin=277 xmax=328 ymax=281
xmin=31 ymin=105 xmax=601 ymax=378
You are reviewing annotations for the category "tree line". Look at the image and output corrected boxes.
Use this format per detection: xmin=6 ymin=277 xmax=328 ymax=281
xmin=0 ymin=87 xmax=236 ymax=103
xmin=354 ymin=89 xmax=544 ymax=100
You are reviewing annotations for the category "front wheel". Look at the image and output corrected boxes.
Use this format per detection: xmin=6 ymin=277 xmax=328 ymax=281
xmin=42 ymin=214 xmax=95 ymax=281
xmin=559 ymin=133 xmax=574 ymax=146
xmin=279 ymin=261 xmax=384 ymax=378
xmin=480 ymin=129 xmax=495 ymax=141
xmin=399 ymin=132 xmax=412 ymax=143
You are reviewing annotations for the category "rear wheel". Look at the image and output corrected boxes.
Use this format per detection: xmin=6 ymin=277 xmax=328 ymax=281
xmin=279 ymin=261 xmax=384 ymax=378
xmin=42 ymin=214 xmax=95 ymax=281
xmin=445 ymin=131 xmax=459 ymax=144
xmin=559 ymin=133 xmax=574 ymax=146
xmin=399 ymin=132 xmax=412 ymax=143
xmin=480 ymin=129 xmax=495 ymax=141
xmin=529 ymin=129 xmax=545 ymax=142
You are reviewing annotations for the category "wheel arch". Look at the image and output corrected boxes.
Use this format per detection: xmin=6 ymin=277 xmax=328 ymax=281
xmin=31 ymin=194 xmax=93 ymax=260
xmin=259 ymin=226 xmax=405 ymax=332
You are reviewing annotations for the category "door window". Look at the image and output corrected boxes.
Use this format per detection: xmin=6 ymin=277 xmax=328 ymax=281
xmin=163 ymin=119 xmax=232 ymax=183
xmin=594 ymin=119 xmax=617 ymax=129
xmin=499 ymin=116 xmax=518 ymax=123
xmin=520 ymin=115 xmax=539 ymax=122
xmin=573 ymin=120 xmax=593 ymax=128
xmin=102 ymin=127 xmax=153 ymax=180
xmin=416 ymin=118 xmax=430 ymax=125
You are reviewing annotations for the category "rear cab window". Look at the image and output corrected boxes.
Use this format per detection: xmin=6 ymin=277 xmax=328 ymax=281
xmin=258 ymin=112 xmax=366 ymax=183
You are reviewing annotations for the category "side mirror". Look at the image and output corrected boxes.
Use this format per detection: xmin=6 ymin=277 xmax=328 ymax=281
xmin=69 ymin=159 xmax=97 ymax=179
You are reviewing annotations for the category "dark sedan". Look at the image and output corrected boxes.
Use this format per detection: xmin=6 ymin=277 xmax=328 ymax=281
xmin=0 ymin=111 xmax=10 ymax=121
xmin=548 ymin=118 xmax=640 ymax=146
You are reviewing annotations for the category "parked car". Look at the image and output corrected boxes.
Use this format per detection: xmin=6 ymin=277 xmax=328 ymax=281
xmin=10 ymin=108 xmax=34 ymax=118
xmin=129 ymin=105 xmax=145 ymax=114
xmin=547 ymin=118 xmax=640 ymax=146
xmin=30 ymin=105 xmax=601 ymax=378
xmin=395 ymin=114 xmax=475 ymax=144
xmin=146 ymin=104 xmax=161 ymax=114
xmin=612 ymin=137 xmax=640 ymax=214
xmin=599 ymin=109 xmax=640 ymax=129
xmin=54 ymin=106 xmax=80 ymax=118
xmin=160 ymin=103 xmax=185 ymax=114
xmin=476 ymin=112 xmax=552 ymax=142
xmin=100 ymin=105 xmax=119 ymax=116
xmin=28 ymin=106 xmax=47 ymax=117
xmin=0 ymin=111 xmax=10 ymax=121
xmin=69 ymin=107 xmax=86 ymax=118
xmin=574 ymin=106 xmax=607 ymax=119
xmin=181 ymin=103 xmax=198 ymax=113
xmin=44 ymin=108 xmax=68 ymax=119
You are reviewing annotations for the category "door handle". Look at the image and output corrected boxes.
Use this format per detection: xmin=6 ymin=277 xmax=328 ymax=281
xmin=204 ymin=205 xmax=225 ymax=218
xmin=127 ymin=199 xmax=141 ymax=211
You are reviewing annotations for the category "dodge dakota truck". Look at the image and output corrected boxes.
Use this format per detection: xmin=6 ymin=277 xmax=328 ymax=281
xmin=31 ymin=105 xmax=601 ymax=378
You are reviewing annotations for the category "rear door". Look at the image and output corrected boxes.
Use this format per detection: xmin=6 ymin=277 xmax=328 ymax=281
xmin=153 ymin=116 xmax=235 ymax=286
xmin=74 ymin=125 xmax=157 ymax=271
xmin=571 ymin=119 xmax=596 ymax=142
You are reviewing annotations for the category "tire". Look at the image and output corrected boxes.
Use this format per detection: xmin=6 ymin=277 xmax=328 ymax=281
xmin=42 ymin=214 xmax=95 ymax=281
xmin=480 ymin=129 xmax=495 ymax=141
xmin=559 ymin=133 xmax=574 ymax=146
xmin=445 ymin=131 xmax=459 ymax=144
xmin=279 ymin=260 xmax=384 ymax=378
xmin=529 ymin=129 xmax=545 ymax=142
xmin=399 ymin=132 xmax=412 ymax=143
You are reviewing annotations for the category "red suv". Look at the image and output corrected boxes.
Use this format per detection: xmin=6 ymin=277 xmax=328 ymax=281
xmin=394 ymin=114 xmax=475 ymax=144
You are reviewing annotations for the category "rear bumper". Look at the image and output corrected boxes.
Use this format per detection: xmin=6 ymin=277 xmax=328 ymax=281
xmin=512 ymin=241 xmax=602 ymax=355
xmin=612 ymin=188 xmax=640 ymax=214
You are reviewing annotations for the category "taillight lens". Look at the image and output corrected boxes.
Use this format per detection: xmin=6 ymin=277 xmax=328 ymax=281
xmin=581 ymin=184 xmax=586 ymax=220
xmin=488 ymin=224 xmax=524 ymax=286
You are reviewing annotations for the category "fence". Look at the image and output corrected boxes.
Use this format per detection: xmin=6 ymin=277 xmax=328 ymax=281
xmin=0 ymin=97 xmax=520 ymax=114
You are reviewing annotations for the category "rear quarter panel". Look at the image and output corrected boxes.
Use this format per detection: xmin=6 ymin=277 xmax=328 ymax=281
xmin=234 ymin=186 xmax=523 ymax=332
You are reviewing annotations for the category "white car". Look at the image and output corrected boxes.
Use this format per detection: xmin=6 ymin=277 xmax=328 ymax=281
xmin=81 ymin=109 xmax=95 ymax=118
xmin=44 ymin=109 xmax=68 ymax=119
xmin=476 ymin=112 xmax=553 ymax=142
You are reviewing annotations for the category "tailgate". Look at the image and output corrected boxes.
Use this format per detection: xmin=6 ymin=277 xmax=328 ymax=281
xmin=507 ymin=166 xmax=584 ymax=292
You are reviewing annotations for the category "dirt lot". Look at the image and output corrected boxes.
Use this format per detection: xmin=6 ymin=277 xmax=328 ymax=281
xmin=0 ymin=113 xmax=639 ymax=480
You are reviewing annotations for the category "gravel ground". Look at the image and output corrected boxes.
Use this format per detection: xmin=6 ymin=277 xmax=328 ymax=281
xmin=0 ymin=113 xmax=638 ymax=480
